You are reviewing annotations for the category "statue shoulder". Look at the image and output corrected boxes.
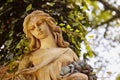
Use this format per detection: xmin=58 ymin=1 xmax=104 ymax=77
xmin=52 ymin=47 xmax=75 ymax=54
xmin=66 ymin=47 xmax=76 ymax=54
xmin=66 ymin=47 xmax=79 ymax=61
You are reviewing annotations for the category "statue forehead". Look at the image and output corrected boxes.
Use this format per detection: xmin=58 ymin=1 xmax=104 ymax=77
xmin=29 ymin=16 xmax=43 ymax=24
xmin=30 ymin=16 xmax=39 ymax=22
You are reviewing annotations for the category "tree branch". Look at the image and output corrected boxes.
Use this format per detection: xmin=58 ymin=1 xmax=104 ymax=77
xmin=96 ymin=15 xmax=119 ymax=27
xmin=91 ymin=0 xmax=120 ymax=28
xmin=88 ymin=15 xmax=119 ymax=33
xmin=98 ymin=0 xmax=120 ymax=17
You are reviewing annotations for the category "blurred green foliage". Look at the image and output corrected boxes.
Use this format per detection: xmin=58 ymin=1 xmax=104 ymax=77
xmin=116 ymin=74 xmax=120 ymax=80
xmin=86 ymin=0 xmax=113 ymax=28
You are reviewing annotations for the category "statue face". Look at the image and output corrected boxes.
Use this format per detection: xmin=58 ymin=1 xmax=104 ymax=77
xmin=29 ymin=17 xmax=50 ymax=39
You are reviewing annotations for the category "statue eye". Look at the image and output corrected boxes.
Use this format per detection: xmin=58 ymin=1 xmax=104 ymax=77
xmin=36 ymin=21 xmax=42 ymax=26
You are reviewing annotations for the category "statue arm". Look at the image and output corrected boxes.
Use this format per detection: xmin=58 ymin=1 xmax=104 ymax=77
xmin=18 ymin=55 xmax=30 ymax=71
xmin=16 ymin=49 xmax=69 ymax=74
xmin=15 ymin=55 xmax=31 ymax=79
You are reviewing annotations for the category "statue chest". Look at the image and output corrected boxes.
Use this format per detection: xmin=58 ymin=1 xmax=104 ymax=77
xmin=29 ymin=48 xmax=74 ymax=66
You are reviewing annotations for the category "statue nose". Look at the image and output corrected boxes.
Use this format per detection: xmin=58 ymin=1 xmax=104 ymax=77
xmin=35 ymin=25 xmax=41 ymax=31
xmin=37 ymin=27 xmax=41 ymax=31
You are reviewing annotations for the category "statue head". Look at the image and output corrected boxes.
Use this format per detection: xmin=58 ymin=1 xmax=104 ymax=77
xmin=23 ymin=10 xmax=69 ymax=52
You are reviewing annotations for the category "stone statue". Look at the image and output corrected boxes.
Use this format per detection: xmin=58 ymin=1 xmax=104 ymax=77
xmin=15 ymin=10 xmax=88 ymax=80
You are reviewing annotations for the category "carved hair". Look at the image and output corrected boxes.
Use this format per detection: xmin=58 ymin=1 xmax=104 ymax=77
xmin=23 ymin=10 xmax=69 ymax=52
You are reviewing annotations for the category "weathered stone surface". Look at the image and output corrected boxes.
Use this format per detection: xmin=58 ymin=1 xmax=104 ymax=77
xmin=15 ymin=10 xmax=88 ymax=80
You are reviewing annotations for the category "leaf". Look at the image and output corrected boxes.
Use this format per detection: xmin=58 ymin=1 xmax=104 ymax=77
xmin=7 ymin=0 xmax=13 ymax=2
xmin=59 ymin=23 xmax=65 ymax=26
xmin=84 ymin=40 xmax=93 ymax=57
xmin=82 ymin=0 xmax=89 ymax=11
xmin=75 ymin=29 xmax=80 ymax=33
xmin=46 ymin=2 xmax=55 ymax=7
xmin=4 ymin=39 xmax=13 ymax=49
xmin=26 ymin=4 xmax=32 ymax=12
xmin=116 ymin=74 xmax=120 ymax=80
xmin=9 ymin=30 xmax=14 ymax=37
xmin=88 ymin=35 xmax=94 ymax=39
xmin=106 ymin=71 xmax=112 ymax=75
xmin=72 ymin=22 xmax=79 ymax=26
xmin=66 ymin=24 xmax=71 ymax=29
xmin=62 ymin=27 xmax=65 ymax=31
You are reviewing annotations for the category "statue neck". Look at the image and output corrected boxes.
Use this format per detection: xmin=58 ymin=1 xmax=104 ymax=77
xmin=39 ymin=34 xmax=57 ymax=49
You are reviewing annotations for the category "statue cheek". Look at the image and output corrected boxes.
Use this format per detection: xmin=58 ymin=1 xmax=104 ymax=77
xmin=30 ymin=30 xmax=39 ymax=38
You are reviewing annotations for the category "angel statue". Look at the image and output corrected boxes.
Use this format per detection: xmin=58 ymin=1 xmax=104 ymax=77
xmin=15 ymin=10 xmax=96 ymax=80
